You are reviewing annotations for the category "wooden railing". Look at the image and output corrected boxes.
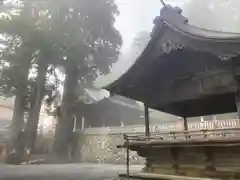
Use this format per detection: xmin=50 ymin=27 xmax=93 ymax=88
xmin=123 ymin=128 xmax=240 ymax=142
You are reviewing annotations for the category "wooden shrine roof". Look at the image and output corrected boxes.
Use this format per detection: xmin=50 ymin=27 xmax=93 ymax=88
xmin=104 ymin=5 xmax=240 ymax=117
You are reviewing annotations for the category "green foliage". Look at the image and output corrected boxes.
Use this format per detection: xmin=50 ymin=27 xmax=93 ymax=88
xmin=0 ymin=0 xmax=122 ymax=116
xmin=47 ymin=0 xmax=122 ymax=78
xmin=0 ymin=0 xmax=122 ymax=97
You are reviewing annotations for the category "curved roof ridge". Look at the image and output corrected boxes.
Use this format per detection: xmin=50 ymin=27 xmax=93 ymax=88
xmin=157 ymin=5 xmax=240 ymax=41
xmin=187 ymin=24 xmax=240 ymax=36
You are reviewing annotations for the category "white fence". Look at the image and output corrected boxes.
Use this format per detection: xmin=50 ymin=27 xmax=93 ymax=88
xmin=83 ymin=119 xmax=240 ymax=135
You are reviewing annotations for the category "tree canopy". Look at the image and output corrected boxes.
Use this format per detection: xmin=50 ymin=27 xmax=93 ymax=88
xmin=0 ymin=0 xmax=122 ymax=161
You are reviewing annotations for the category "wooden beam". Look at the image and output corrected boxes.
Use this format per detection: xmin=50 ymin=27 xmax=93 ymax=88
xmin=144 ymin=104 xmax=150 ymax=137
xmin=177 ymin=66 xmax=240 ymax=82
xmin=150 ymin=73 xmax=236 ymax=106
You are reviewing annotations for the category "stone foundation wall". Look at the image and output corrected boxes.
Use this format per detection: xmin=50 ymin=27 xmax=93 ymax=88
xmin=78 ymin=119 xmax=240 ymax=164
xmin=35 ymin=119 xmax=239 ymax=164
xmin=79 ymin=133 xmax=145 ymax=164
xmin=77 ymin=125 xmax=148 ymax=164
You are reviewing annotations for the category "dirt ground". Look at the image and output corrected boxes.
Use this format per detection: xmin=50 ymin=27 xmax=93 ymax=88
xmin=0 ymin=163 xmax=143 ymax=180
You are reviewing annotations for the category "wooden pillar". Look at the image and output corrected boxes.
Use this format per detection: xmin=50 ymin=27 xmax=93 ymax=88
xmin=126 ymin=138 xmax=130 ymax=179
xmin=81 ymin=117 xmax=85 ymax=131
xmin=183 ymin=117 xmax=188 ymax=131
xmin=183 ymin=117 xmax=189 ymax=140
xmin=235 ymin=91 xmax=240 ymax=119
xmin=144 ymin=104 xmax=150 ymax=137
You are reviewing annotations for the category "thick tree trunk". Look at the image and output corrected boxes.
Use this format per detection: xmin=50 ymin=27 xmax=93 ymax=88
xmin=24 ymin=63 xmax=47 ymax=153
xmin=54 ymin=115 xmax=74 ymax=157
xmin=53 ymin=66 xmax=78 ymax=157
xmin=5 ymin=76 xmax=28 ymax=164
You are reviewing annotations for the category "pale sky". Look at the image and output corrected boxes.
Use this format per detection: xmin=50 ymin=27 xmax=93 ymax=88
xmin=115 ymin=0 xmax=190 ymax=51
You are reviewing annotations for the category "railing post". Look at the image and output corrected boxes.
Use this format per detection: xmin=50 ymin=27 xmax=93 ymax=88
xmin=144 ymin=104 xmax=150 ymax=138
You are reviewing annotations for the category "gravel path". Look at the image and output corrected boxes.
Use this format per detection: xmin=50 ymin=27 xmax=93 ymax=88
xmin=0 ymin=163 xmax=143 ymax=180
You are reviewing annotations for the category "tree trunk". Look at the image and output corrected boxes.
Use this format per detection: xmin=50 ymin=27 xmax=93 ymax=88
xmin=53 ymin=66 xmax=78 ymax=157
xmin=24 ymin=63 xmax=47 ymax=153
xmin=5 ymin=76 xmax=28 ymax=164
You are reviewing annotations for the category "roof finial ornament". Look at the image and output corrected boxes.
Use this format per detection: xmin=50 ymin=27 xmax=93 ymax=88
xmin=160 ymin=0 xmax=166 ymax=7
